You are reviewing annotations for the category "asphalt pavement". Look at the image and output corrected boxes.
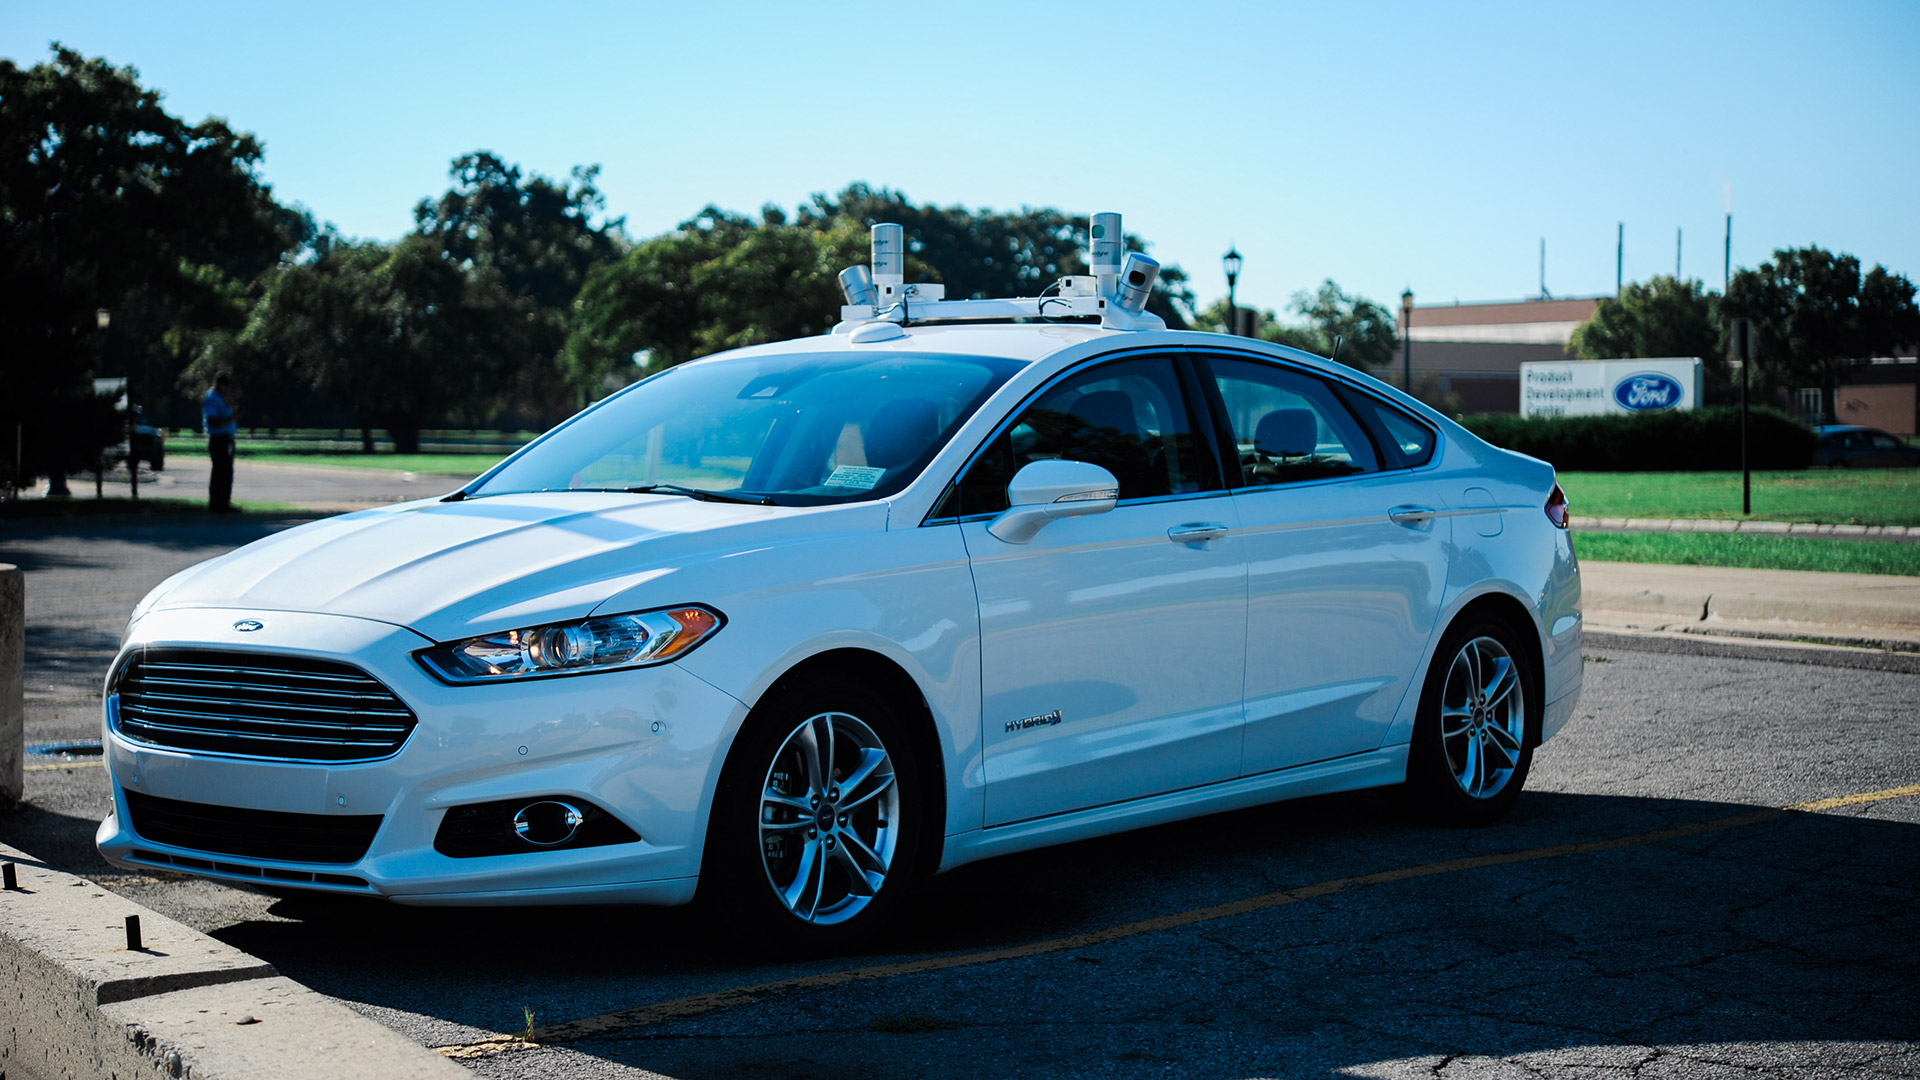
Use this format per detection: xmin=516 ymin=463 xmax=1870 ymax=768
xmin=2 ymin=516 xmax=1916 ymax=1079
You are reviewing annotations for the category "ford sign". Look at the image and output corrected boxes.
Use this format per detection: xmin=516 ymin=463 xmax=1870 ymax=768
xmin=1613 ymin=372 xmax=1684 ymax=412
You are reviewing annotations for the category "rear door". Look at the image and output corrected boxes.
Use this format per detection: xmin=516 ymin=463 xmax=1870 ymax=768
xmin=1195 ymin=352 xmax=1450 ymax=775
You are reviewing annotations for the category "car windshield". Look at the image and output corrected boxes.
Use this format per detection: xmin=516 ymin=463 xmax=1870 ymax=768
xmin=470 ymin=352 xmax=1024 ymax=505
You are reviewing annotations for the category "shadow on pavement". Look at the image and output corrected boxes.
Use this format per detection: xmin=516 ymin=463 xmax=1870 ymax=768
xmin=127 ymin=787 xmax=1919 ymax=1078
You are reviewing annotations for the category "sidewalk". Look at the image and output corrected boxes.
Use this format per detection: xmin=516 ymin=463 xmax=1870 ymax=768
xmin=1580 ymin=559 xmax=1920 ymax=651
xmin=1573 ymin=516 xmax=1920 ymax=542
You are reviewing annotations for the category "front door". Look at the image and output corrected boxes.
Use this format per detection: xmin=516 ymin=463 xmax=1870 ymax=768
xmin=953 ymin=353 xmax=1247 ymax=826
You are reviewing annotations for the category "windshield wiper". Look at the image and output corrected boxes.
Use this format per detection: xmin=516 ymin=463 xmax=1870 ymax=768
xmin=622 ymin=484 xmax=775 ymax=506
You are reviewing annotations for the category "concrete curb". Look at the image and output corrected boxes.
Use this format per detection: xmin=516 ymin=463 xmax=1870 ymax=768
xmin=1573 ymin=516 xmax=1920 ymax=542
xmin=1578 ymin=561 xmax=1920 ymax=649
xmin=0 ymin=842 xmax=467 ymax=1080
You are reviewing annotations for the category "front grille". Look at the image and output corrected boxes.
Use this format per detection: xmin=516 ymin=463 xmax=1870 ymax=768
xmin=113 ymin=648 xmax=416 ymax=763
xmin=125 ymin=791 xmax=382 ymax=864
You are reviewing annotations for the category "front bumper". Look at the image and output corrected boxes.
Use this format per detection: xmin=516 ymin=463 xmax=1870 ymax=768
xmin=96 ymin=607 xmax=745 ymax=906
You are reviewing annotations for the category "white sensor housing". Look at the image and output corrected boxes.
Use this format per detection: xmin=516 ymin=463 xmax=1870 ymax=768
xmin=1115 ymin=252 xmax=1160 ymax=313
xmin=871 ymin=223 xmax=905 ymax=286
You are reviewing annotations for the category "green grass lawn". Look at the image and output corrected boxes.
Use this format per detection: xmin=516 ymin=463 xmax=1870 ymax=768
xmin=1577 ymin=531 xmax=1920 ymax=576
xmin=1558 ymin=470 xmax=1920 ymax=527
xmin=170 ymin=445 xmax=506 ymax=475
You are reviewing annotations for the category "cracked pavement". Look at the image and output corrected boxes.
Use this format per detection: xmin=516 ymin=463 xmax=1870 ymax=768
xmin=1 ymin=518 xmax=1915 ymax=1079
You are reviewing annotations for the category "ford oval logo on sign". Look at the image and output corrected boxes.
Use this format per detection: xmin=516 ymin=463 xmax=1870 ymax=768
xmin=1613 ymin=372 xmax=1684 ymax=412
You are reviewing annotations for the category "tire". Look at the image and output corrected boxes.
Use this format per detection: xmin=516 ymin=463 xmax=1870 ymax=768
xmin=150 ymin=450 xmax=164 ymax=471
xmin=1404 ymin=619 xmax=1537 ymax=826
xmin=701 ymin=675 xmax=923 ymax=952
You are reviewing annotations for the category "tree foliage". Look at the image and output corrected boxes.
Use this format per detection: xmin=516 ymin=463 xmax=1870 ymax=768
xmin=190 ymin=153 xmax=620 ymax=447
xmin=1572 ymin=274 xmax=1720 ymax=365
xmin=1192 ymin=280 xmax=1398 ymax=370
xmin=0 ymin=45 xmax=304 ymax=484
xmin=1722 ymin=247 xmax=1920 ymax=420
xmin=199 ymin=238 xmax=475 ymax=451
xmin=564 ymin=187 xmax=1195 ymax=389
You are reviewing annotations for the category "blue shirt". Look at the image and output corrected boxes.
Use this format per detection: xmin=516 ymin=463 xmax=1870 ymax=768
xmin=203 ymin=388 xmax=236 ymax=437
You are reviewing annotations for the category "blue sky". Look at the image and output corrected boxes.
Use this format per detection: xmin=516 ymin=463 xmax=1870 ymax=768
xmin=6 ymin=0 xmax=1917 ymax=317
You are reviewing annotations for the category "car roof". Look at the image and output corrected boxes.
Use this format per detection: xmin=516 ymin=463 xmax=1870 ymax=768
xmin=697 ymin=322 xmax=1373 ymax=383
xmin=706 ymin=323 xmax=1125 ymax=366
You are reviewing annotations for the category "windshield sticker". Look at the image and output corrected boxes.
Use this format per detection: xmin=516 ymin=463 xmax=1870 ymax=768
xmin=825 ymin=465 xmax=886 ymax=490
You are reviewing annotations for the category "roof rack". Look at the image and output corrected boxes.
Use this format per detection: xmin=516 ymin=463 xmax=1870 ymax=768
xmin=831 ymin=213 xmax=1166 ymax=335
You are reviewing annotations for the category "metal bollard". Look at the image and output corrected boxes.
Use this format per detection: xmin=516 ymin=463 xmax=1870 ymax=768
xmin=0 ymin=564 xmax=22 ymax=807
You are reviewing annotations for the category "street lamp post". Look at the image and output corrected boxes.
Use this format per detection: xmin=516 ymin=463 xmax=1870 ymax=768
xmin=1400 ymin=289 xmax=1415 ymax=396
xmin=1222 ymin=247 xmax=1242 ymax=335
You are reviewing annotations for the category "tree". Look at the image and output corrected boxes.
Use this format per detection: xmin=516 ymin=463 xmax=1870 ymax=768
xmin=1572 ymin=275 xmax=1720 ymax=359
xmin=1724 ymin=248 xmax=1920 ymax=422
xmin=561 ymin=206 xmax=853 ymax=392
xmin=1 ymin=45 xmax=303 ymax=487
xmin=193 ymin=237 xmax=473 ymax=452
xmin=1191 ymin=281 xmax=1398 ymax=370
xmin=411 ymin=153 xmax=621 ymax=420
xmin=1288 ymin=280 xmax=1398 ymax=370
xmin=565 ymin=187 xmax=1195 ymax=384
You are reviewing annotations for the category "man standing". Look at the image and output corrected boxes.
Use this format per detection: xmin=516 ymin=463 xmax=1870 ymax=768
xmin=203 ymin=373 xmax=238 ymax=513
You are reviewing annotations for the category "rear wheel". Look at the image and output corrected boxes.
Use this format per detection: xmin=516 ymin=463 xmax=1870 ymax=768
xmin=1405 ymin=620 xmax=1536 ymax=825
xmin=703 ymin=677 xmax=921 ymax=951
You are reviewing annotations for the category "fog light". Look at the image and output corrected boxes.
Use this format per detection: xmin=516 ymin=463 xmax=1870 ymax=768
xmin=513 ymin=801 xmax=585 ymax=846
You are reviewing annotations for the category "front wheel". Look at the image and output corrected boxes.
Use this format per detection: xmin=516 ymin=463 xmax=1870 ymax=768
xmin=703 ymin=678 xmax=922 ymax=951
xmin=1404 ymin=620 xmax=1536 ymax=825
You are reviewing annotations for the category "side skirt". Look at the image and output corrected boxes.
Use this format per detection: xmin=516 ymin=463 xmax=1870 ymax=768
xmin=936 ymin=745 xmax=1410 ymax=873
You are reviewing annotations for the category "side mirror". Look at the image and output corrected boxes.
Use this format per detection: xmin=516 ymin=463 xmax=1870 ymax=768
xmin=986 ymin=460 xmax=1120 ymax=543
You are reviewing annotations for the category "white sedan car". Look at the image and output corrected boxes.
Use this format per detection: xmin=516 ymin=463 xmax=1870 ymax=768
xmin=99 ymin=255 xmax=1581 ymax=949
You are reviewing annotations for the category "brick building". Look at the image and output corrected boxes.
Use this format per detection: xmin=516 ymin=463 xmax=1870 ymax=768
xmin=1396 ymin=297 xmax=1601 ymax=414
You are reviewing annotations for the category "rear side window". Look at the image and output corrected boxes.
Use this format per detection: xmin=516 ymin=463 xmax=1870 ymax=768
xmin=1205 ymin=357 xmax=1379 ymax=486
xmin=1342 ymin=391 xmax=1438 ymax=469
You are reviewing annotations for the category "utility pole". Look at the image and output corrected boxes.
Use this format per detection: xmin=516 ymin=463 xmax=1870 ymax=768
xmin=1616 ymin=222 xmax=1624 ymax=296
xmin=1401 ymin=289 xmax=1415 ymax=396
xmin=1676 ymin=227 xmax=1682 ymax=280
xmin=1538 ymin=239 xmax=1547 ymax=298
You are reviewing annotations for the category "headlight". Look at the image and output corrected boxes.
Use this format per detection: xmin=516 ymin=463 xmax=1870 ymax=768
xmin=416 ymin=606 xmax=723 ymax=684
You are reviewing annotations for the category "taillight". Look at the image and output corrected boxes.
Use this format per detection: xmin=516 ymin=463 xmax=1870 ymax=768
xmin=1545 ymin=483 xmax=1569 ymax=529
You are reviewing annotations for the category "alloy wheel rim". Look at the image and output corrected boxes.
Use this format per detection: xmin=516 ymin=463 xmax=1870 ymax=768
xmin=757 ymin=711 xmax=900 ymax=925
xmin=1440 ymin=636 xmax=1526 ymax=799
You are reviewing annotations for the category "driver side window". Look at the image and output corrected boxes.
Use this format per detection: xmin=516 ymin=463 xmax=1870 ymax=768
xmin=940 ymin=355 xmax=1218 ymax=516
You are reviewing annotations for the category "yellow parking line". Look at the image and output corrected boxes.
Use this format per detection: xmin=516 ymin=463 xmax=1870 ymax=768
xmin=24 ymin=759 xmax=104 ymax=771
xmin=430 ymin=781 xmax=1920 ymax=1058
xmin=1787 ymin=782 xmax=1920 ymax=812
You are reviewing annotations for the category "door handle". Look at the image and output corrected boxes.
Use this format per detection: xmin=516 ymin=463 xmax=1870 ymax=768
xmin=1168 ymin=522 xmax=1229 ymax=544
xmin=1388 ymin=505 xmax=1437 ymax=527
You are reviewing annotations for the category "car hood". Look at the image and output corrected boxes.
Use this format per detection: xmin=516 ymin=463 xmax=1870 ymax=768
xmin=141 ymin=493 xmax=888 ymax=642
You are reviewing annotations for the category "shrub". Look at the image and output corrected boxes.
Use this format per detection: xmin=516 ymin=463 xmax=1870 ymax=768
xmin=1456 ymin=406 xmax=1813 ymax=471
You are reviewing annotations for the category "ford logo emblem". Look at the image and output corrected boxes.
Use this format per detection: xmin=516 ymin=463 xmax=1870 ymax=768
xmin=231 ymin=619 xmax=265 ymax=632
xmin=1613 ymin=372 xmax=1684 ymax=412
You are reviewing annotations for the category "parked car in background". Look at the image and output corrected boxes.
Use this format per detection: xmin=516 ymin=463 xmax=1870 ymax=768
xmin=95 ymin=378 xmax=167 ymax=472
xmin=97 ymin=216 xmax=1583 ymax=951
xmin=1810 ymin=425 xmax=1920 ymax=468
